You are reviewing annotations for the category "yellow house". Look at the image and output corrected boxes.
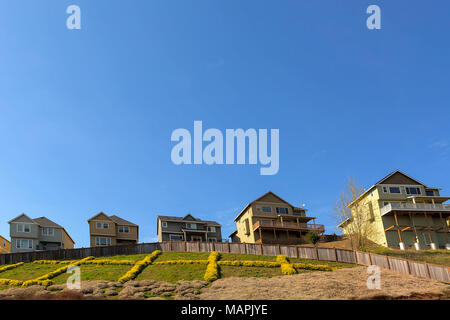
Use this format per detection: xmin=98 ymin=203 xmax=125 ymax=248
xmin=338 ymin=170 xmax=450 ymax=250
xmin=230 ymin=191 xmax=324 ymax=244
xmin=0 ymin=235 xmax=11 ymax=254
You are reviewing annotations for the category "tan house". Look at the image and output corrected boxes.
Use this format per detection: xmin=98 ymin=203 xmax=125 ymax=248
xmin=230 ymin=191 xmax=325 ymax=244
xmin=0 ymin=235 xmax=11 ymax=254
xmin=157 ymin=214 xmax=222 ymax=242
xmin=338 ymin=170 xmax=450 ymax=250
xmin=88 ymin=212 xmax=139 ymax=247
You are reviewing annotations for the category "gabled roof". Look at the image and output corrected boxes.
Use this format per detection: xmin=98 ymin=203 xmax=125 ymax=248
xmin=33 ymin=217 xmax=63 ymax=228
xmin=157 ymin=215 xmax=221 ymax=226
xmin=110 ymin=215 xmax=138 ymax=227
xmin=87 ymin=212 xmax=115 ymax=223
xmin=8 ymin=213 xmax=37 ymax=224
xmin=233 ymin=191 xmax=306 ymax=222
xmin=348 ymin=170 xmax=430 ymax=207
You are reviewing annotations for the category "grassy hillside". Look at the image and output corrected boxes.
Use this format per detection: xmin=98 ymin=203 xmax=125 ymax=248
xmin=0 ymin=251 xmax=355 ymax=288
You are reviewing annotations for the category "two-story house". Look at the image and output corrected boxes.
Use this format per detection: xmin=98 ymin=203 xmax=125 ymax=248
xmin=88 ymin=212 xmax=139 ymax=247
xmin=8 ymin=214 xmax=75 ymax=253
xmin=0 ymin=235 xmax=10 ymax=254
xmin=157 ymin=214 xmax=222 ymax=242
xmin=338 ymin=170 xmax=450 ymax=250
xmin=230 ymin=191 xmax=325 ymax=244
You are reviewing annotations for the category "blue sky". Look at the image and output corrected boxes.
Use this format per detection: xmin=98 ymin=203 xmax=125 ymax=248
xmin=0 ymin=1 xmax=449 ymax=247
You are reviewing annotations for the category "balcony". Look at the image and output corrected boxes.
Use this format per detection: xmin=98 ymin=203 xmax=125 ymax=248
xmin=380 ymin=202 xmax=450 ymax=216
xmin=253 ymin=219 xmax=325 ymax=234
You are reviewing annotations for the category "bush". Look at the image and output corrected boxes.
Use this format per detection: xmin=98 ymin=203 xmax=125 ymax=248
xmin=204 ymin=251 xmax=221 ymax=282
xmin=0 ymin=279 xmax=24 ymax=286
xmin=0 ymin=262 xmax=24 ymax=273
xmin=292 ymin=263 xmax=333 ymax=271
xmin=276 ymin=255 xmax=297 ymax=275
xmin=218 ymin=260 xmax=280 ymax=268
xmin=306 ymin=232 xmax=321 ymax=245
xmin=118 ymin=250 xmax=161 ymax=283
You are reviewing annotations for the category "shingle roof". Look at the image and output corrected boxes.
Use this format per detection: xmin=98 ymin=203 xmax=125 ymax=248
xmin=32 ymin=217 xmax=63 ymax=228
xmin=109 ymin=215 xmax=138 ymax=226
xmin=157 ymin=215 xmax=221 ymax=226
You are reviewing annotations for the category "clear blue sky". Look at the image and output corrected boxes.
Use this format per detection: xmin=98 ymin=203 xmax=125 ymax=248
xmin=0 ymin=1 xmax=449 ymax=247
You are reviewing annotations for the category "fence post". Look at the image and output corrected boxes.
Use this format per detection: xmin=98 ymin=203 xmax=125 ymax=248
xmin=386 ymin=256 xmax=390 ymax=270
xmin=315 ymin=247 xmax=319 ymax=260
xmin=244 ymin=243 xmax=247 ymax=254
xmin=368 ymin=253 xmax=373 ymax=265
xmin=425 ymin=263 xmax=431 ymax=278
xmin=227 ymin=241 xmax=230 ymax=253
xmin=212 ymin=241 xmax=215 ymax=252
xmin=405 ymin=259 xmax=411 ymax=275
xmin=197 ymin=241 xmax=200 ymax=252
xmin=278 ymin=244 xmax=281 ymax=255
xmin=353 ymin=250 xmax=358 ymax=264
xmin=334 ymin=248 xmax=338 ymax=262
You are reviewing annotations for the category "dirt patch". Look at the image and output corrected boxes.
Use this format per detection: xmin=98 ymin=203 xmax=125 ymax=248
xmin=199 ymin=267 xmax=450 ymax=300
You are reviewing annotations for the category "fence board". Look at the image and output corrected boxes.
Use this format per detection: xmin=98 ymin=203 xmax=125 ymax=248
xmin=336 ymin=249 xmax=355 ymax=264
xmin=408 ymin=261 xmax=429 ymax=278
xmin=317 ymin=248 xmax=336 ymax=261
xmin=261 ymin=245 xmax=278 ymax=256
xmin=356 ymin=251 xmax=371 ymax=265
xmin=427 ymin=265 xmax=450 ymax=283
xmin=298 ymin=247 xmax=315 ymax=260
xmin=370 ymin=254 xmax=390 ymax=269
xmin=388 ymin=257 xmax=409 ymax=274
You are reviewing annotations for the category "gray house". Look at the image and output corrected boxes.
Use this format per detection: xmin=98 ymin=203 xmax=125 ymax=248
xmin=157 ymin=214 xmax=222 ymax=242
xmin=8 ymin=213 xmax=75 ymax=253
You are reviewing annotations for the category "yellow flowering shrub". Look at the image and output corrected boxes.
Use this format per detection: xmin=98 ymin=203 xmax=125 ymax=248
xmin=204 ymin=251 xmax=220 ymax=282
xmin=0 ymin=279 xmax=24 ymax=286
xmin=292 ymin=263 xmax=333 ymax=271
xmin=83 ymin=259 xmax=135 ymax=265
xmin=0 ymin=262 xmax=24 ymax=273
xmin=22 ymin=256 xmax=94 ymax=287
xmin=217 ymin=260 xmax=280 ymax=268
xmin=276 ymin=255 xmax=297 ymax=275
xmin=118 ymin=250 xmax=161 ymax=283
xmin=33 ymin=260 xmax=75 ymax=265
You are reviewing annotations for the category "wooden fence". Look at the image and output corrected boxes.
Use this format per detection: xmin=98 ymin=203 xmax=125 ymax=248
xmin=0 ymin=241 xmax=448 ymax=283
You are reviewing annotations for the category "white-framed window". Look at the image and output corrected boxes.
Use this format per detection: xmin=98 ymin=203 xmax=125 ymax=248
xmin=169 ymin=234 xmax=183 ymax=241
xmin=186 ymin=223 xmax=197 ymax=230
xmin=42 ymin=228 xmax=54 ymax=236
xmin=16 ymin=239 xmax=33 ymax=249
xmin=17 ymin=223 xmax=31 ymax=233
xmin=262 ymin=206 xmax=272 ymax=213
xmin=162 ymin=221 xmax=168 ymax=228
xmin=96 ymin=222 xmax=109 ymax=229
xmin=276 ymin=207 xmax=289 ymax=214
xmin=383 ymin=202 xmax=389 ymax=207
xmin=118 ymin=226 xmax=129 ymax=233
xmin=389 ymin=187 xmax=401 ymax=194
xmin=95 ymin=237 xmax=111 ymax=246
xmin=406 ymin=187 xmax=421 ymax=195
xmin=382 ymin=186 xmax=388 ymax=193
xmin=207 ymin=226 xmax=216 ymax=232
xmin=208 ymin=237 xmax=217 ymax=242
xmin=3 ymin=240 xmax=6 ymax=247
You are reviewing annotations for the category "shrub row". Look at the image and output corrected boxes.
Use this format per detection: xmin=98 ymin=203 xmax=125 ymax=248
xmin=276 ymin=255 xmax=297 ymax=275
xmin=204 ymin=251 xmax=221 ymax=282
xmin=0 ymin=279 xmax=24 ymax=286
xmin=22 ymin=256 xmax=95 ymax=287
xmin=118 ymin=250 xmax=162 ymax=283
xmin=217 ymin=260 xmax=280 ymax=268
xmin=292 ymin=263 xmax=333 ymax=271
xmin=153 ymin=260 xmax=209 ymax=265
xmin=32 ymin=260 xmax=75 ymax=265
xmin=0 ymin=262 xmax=24 ymax=273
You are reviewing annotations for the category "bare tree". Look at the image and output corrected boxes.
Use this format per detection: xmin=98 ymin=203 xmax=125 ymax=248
xmin=334 ymin=176 xmax=375 ymax=250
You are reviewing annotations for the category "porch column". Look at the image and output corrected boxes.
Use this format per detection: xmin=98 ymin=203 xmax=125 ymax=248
xmin=273 ymin=229 xmax=277 ymax=241
xmin=259 ymin=228 xmax=262 ymax=243
xmin=280 ymin=216 xmax=283 ymax=227
xmin=408 ymin=212 xmax=418 ymax=242
xmin=424 ymin=213 xmax=435 ymax=248
xmin=394 ymin=213 xmax=403 ymax=244
xmin=296 ymin=218 xmax=299 ymax=227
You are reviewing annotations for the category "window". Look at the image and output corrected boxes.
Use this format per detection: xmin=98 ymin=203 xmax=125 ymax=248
xmin=368 ymin=202 xmax=375 ymax=221
xmin=16 ymin=239 xmax=32 ymax=249
xmin=389 ymin=187 xmax=401 ymax=194
xmin=382 ymin=186 xmax=388 ymax=193
xmin=186 ymin=223 xmax=197 ymax=230
xmin=383 ymin=202 xmax=389 ymax=207
xmin=96 ymin=222 xmax=109 ymax=229
xmin=42 ymin=228 xmax=54 ymax=236
xmin=244 ymin=219 xmax=250 ymax=235
xmin=3 ymin=240 xmax=5 ymax=247
xmin=207 ymin=226 xmax=216 ymax=232
xmin=209 ymin=238 xmax=217 ymax=242
xmin=96 ymin=237 xmax=111 ymax=246
xmin=162 ymin=221 xmax=168 ymax=228
xmin=118 ymin=226 xmax=129 ymax=233
xmin=276 ymin=207 xmax=289 ymax=214
xmin=262 ymin=206 xmax=272 ymax=213
xmin=406 ymin=187 xmax=421 ymax=195
xmin=169 ymin=234 xmax=183 ymax=241
xmin=17 ymin=224 xmax=31 ymax=233
xmin=103 ymin=223 xmax=109 ymax=229
xmin=96 ymin=222 xmax=102 ymax=229
xmin=426 ymin=190 xmax=435 ymax=196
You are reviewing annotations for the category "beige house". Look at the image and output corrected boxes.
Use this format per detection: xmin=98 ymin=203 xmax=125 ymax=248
xmin=338 ymin=170 xmax=450 ymax=250
xmin=230 ymin=191 xmax=324 ymax=244
xmin=88 ymin=212 xmax=139 ymax=247
xmin=157 ymin=214 xmax=222 ymax=242
xmin=0 ymin=235 xmax=11 ymax=254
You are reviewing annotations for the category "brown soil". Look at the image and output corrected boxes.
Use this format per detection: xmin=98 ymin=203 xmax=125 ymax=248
xmin=198 ymin=266 xmax=450 ymax=300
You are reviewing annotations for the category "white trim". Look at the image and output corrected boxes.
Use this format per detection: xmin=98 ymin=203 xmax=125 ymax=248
xmin=169 ymin=234 xmax=183 ymax=241
xmin=118 ymin=225 xmax=129 ymax=233
xmin=17 ymin=223 xmax=31 ymax=233
xmin=16 ymin=239 xmax=33 ymax=249
xmin=162 ymin=221 xmax=168 ymax=228
xmin=42 ymin=227 xmax=54 ymax=236
xmin=95 ymin=237 xmax=111 ymax=246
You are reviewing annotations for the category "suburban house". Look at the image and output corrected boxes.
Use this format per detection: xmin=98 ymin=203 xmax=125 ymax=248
xmin=0 ymin=235 xmax=10 ymax=254
xmin=230 ymin=191 xmax=325 ymax=244
xmin=8 ymin=214 xmax=75 ymax=253
xmin=88 ymin=212 xmax=139 ymax=247
xmin=338 ymin=170 xmax=450 ymax=250
xmin=157 ymin=214 xmax=222 ymax=242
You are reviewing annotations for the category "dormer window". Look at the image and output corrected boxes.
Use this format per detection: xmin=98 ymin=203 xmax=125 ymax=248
xmin=262 ymin=206 xmax=272 ymax=213
xmin=389 ymin=187 xmax=401 ymax=194
xmin=406 ymin=187 xmax=421 ymax=195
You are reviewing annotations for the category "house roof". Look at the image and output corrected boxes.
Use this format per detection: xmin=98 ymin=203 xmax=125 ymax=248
xmin=348 ymin=170 xmax=431 ymax=208
xmin=233 ymin=191 xmax=307 ymax=222
xmin=32 ymin=217 xmax=63 ymax=229
xmin=109 ymin=215 xmax=138 ymax=227
xmin=157 ymin=215 xmax=221 ymax=226
xmin=229 ymin=230 xmax=238 ymax=237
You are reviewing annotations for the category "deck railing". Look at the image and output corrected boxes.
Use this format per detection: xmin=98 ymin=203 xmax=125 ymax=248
xmin=253 ymin=219 xmax=325 ymax=233
xmin=381 ymin=202 xmax=450 ymax=215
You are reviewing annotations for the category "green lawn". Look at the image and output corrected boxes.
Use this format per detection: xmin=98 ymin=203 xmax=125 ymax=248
xmin=156 ymin=252 xmax=210 ymax=261
xmin=287 ymin=257 xmax=356 ymax=269
xmin=0 ymin=263 xmax=63 ymax=281
xmin=136 ymin=264 xmax=206 ymax=283
xmin=51 ymin=264 xmax=132 ymax=284
xmin=369 ymin=248 xmax=450 ymax=267
xmin=220 ymin=265 xmax=282 ymax=278
xmin=220 ymin=253 xmax=277 ymax=261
